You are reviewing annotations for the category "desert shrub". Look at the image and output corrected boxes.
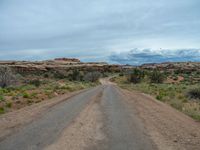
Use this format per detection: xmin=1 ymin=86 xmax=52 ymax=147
xmin=68 ymin=70 xmax=83 ymax=81
xmin=53 ymin=71 xmax=66 ymax=79
xmin=170 ymin=100 xmax=183 ymax=111
xmin=43 ymin=73 xmax=49 ymax=78
xmin=20 ymin=85 xmax=36 ymax=91
xmin=187 ymin=88 xmax=200 ymax=99
xmin=156 ymin=95 xmax=162 ymax=100
xmin=69 ymin=70 xmax=78 ymax=81
xmin=61 ymin=85 xmax=75 ymax=91
xmin=173 ymin=76 xmax=178 ymax=81
xmin=23 ymin=92 xmax=30 ymax=98
xmin=149 ymin=70 xmax=165 ymax=83
xmin=15 ymin=73 xmax=23 ymax=80
xmin=30 ymin=92 xmax=37 ymax=98
xmin=102 ymin=73 xmax=109 ymax=77
xmin=0 ymin=66 xmax=16 ymax=88
xmin=0 ymin=107 xmax=4 ymax=114
xmin=174 ymin=69 xmax=184 ymax=74
xmin=119 ymin=72 xmax=124 ymax=76
xmin=5 ymin=102 xmax=12 ymax=108
xmin=185 ymin=110 xmax=200 ymax=121
xmin=83 ymin=72 xmax=101 ymax=82
xmin=156 ymin=94 xmax=163 ymax=101
xmin=127 ymin=69 xmax=145 ymax=84
xmin=29 ymin=79 xmax=41 ymax=87
xmin=177 ymin=94 xmax=184 ymax=100
xmin=0 ymin=95 xmax=4 ymax=101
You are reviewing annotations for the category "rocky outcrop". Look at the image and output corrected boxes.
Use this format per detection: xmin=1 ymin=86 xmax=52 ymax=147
xmin=54 ymin=58 xmax=80 ymax=62
xmin=0 ymin=59 xmax=124 ymax=74
xmin=140 ymin=62 xmax=200 ymax=73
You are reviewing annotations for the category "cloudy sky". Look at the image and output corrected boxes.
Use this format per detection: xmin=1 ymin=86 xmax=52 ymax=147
xmin=0 ymin=0 xmax=200 ymax=64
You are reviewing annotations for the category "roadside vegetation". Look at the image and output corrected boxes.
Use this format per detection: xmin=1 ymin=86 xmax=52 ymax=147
xmin=0 ymin=66 xmax=102 ymax=114
xmin=112 ymin=68 xmax=200 ymax=121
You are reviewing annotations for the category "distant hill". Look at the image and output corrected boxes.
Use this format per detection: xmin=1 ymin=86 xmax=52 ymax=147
xmin=140 ymin=62 xmax=200 ymax=72
xmin=0 ymin=58 xmax=124 ymax=74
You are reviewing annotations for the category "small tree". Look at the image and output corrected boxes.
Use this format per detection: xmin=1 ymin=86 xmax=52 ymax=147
xmin=149 ymin=70 xmax=165 ymax=83
xmin=127 ymin=69 xmax=145 ymax=84
xmin=0 ymin=66 xmax=15 ymax=88
xmin=84 ymin=72 xmax=101 ymax=82
xmin=68 ymin=70 xmax=83 ymax=81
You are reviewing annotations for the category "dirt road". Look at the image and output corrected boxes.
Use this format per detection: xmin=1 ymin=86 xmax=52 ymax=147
xmin=0 ymin=80 xmax=200 ymax=150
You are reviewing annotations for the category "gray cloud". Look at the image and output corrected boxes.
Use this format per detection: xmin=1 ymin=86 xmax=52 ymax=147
xmin=109 ymin=49 xmax=200 ymax=65
xmin=0 ymin=0 xmax=200 ymax=62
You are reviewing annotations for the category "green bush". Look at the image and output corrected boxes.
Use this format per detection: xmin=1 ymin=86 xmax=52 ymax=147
xmin=149 ymin=70 xmax=165 ymax=83
xmin=0 ymin=95 xmax=4 ymax=101
xmin=0 ymin=107 xmax=4 ymax=114
xmin=23 ymin=92 xmax=30 ymax=98
xmin=53 ymin=71 xmax=66 ymax=79
xmin=187 ymin=88 xmax=200 ymax=99
xmin=43 ymin=73 xmax=49 ymax=78
xmin=156 ymin=94 xmax=163 ymax=101
xmin=119 ymin=73 xmax=124 ymax=76
xmin=29 ymin=79 xmax=41 ymax=87
xmin=127 ymin=69 xmax=145 ymax=84
xmin=68 ymin=70 xmax=83 ymax=81
xmin=185 ymin=110 xmax=200 ymax=121
xmin=83 ymin=72 xmax=101 ymax=82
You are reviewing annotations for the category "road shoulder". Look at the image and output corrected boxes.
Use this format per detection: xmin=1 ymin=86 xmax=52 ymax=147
xmin=0 ymin=89 xmax=87 ymax=140
xmin=120 ymin=88 xmax=200 ymax=150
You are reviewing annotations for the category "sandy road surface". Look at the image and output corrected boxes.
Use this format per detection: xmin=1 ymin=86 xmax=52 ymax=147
xmin=0 ymin=79 xmax=200 ymax=150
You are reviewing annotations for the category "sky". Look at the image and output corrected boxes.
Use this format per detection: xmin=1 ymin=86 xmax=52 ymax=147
xmin=0 ymin=0 xmax=200 ymax=65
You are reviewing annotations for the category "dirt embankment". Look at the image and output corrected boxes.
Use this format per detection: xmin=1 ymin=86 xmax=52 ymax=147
xmin=121 ymin=89 xmax=200 ymax=150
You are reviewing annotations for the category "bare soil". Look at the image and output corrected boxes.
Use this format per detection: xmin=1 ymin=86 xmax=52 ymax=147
xmin=166 ymin=76 xmax=184 ymax=84
xmin=121 ymin=88 xmax=200 ymax=150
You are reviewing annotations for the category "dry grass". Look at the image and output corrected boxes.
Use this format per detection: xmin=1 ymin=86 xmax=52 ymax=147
xmin=0 ymin=78 xmax=97 ymax=114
